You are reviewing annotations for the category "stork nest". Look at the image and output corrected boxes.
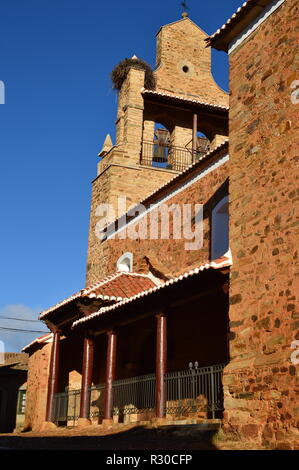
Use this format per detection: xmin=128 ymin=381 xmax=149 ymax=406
xmin=111 ymin=58 xmax=156 ymax=91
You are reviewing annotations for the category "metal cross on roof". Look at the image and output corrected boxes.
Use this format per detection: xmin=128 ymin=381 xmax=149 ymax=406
xmin=181 ymin=1 xmax=190 ymax=17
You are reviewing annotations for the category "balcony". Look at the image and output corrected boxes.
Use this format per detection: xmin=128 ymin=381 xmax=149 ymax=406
xmin=140 ymin=138 xmax=210 ymax=173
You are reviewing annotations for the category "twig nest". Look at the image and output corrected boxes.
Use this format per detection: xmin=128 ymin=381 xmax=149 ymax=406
xmin=111 ymin=57 xmax=156 ymax=90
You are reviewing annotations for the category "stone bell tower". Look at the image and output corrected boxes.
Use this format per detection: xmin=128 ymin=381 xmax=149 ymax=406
xmin=154 ymin=15 xmax=228 ymax=106
xmin=85 ymin=15 xmax=229 ymax=285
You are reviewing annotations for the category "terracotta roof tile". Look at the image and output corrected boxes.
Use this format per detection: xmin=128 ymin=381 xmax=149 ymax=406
xmin=207 ymin=0 xmax=258 ymax=42
xmin=39 ymin=273 xmax=156 ymax=320
xmin=206 ymin=0 xmax=279 ymax=50
xmin=141 ymin=88 xmax=229 ymax=111
xmin=72 ymin=250 xmax=232 ymax=330
xmin=22 ymin=333 xmax=53 ymax=352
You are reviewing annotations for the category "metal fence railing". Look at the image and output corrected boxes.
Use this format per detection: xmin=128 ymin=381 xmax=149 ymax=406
xmin=140 ymin=140 xmax=210 ymax=173
xmin=52 ymin=383 xmax=105 ymax=427
xmin=52 ymin=388 xmax=80 ymax=426
xmin=112 ymin=373 xmax=156 ymax=417
xmin=52 ymin=363 xmax=225 ymax=426
xmin=165 ymin=363 xmax=225 ymax=419
xmin=140 ymin=141 xmax=193 ymax=172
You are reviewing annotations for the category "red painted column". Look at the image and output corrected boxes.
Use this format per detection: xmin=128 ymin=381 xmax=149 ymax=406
xmin=103 ymin=331 xmax=117 ymax=420
xmin=79 ymin=334 xmax=94 ymax=420
xmin=45 ymin=329 xmax=61 ymax=422
xmin=155 ymin=313 xmax=167 ymax=418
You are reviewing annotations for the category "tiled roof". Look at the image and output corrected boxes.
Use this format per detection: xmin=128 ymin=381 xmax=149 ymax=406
xmin=141 ymin=88 xmax=229 ymax=111
xmin=39 ymin=273 xmax=156 ymax=320
xmin=22 ymin=333 xmax=53 ymax=352
xmin=72 ymin=251 xmax=232 ymax=330
xmin=88 ymin=273 xmax=156 ymax=299
xmin=206 ymin=0 xmax=277 ymax=50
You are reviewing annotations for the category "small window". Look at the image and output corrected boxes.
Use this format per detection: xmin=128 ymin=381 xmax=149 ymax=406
xmin=17 ymin=389 xmax=26 ymax=415
xmin=116 ymin=252 xmax=133 ymax=272
xmin=211 ymin=196 xmax=229 ymax=260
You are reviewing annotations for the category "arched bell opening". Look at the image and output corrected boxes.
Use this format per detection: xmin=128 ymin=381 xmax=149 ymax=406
xmin=141 ymin=118 xmax=173 ymax=169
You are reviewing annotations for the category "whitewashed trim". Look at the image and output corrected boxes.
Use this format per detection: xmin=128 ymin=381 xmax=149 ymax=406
xmin=228 ymin=0 xmax=286 ymax=54
xmin=105 ymin=153 xmax=229 ymax=241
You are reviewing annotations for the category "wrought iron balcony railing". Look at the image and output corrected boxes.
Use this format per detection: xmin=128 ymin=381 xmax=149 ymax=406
xmin=140 ymin=140 xmax=210 ymax=173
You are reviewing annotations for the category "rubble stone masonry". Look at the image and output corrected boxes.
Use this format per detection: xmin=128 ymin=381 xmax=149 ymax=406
xmin=155 ymin=18 xmax=229 ymax=107
xmin=24 ymin=343 xmax=51 ymax=431
xmin=86 ymin=163 xmax=178 ymax=285
xmin=87 ymin=150 xmax=229 ymax=285
xmin=225 ymin=0 xmax=299 ymax=449
xmin=85 ymin=17 xmax=229 ymax=286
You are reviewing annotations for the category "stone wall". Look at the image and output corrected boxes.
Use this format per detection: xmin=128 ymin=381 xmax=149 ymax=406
xmin=88 ymin=152 xmax=229 ymax=284
xmin=155 ymin=18 xmax=229 ymax=107
xmin=86 ymin=17 xmax=229 ymax=286
xmin=86 ymin=163 xmax=178 ymax=285
xmin=24 ymin=343 xmax=51 ymax=431
xmin=224 ymin=0 xmax=299 ymax=449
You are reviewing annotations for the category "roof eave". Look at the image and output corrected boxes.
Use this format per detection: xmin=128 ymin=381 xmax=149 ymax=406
xmin=206 ymin=0 xmax=275 ymax=52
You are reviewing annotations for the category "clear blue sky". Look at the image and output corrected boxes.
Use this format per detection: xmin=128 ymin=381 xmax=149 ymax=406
xmin=0 ymin=0 xmax=242 ymax=352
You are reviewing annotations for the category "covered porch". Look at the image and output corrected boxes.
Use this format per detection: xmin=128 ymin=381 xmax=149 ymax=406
xmin=46 ymin=260 xmax=230 ymax=428
xmin=53 ymin=363 xmax=225 ymax=427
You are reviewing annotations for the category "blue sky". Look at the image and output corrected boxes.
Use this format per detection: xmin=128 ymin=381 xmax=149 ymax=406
xmin=0 ymin=0 xmax=242 ymax=352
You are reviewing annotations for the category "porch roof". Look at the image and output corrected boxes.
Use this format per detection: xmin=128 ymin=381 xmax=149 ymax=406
xmin=72 ymin=252 xmax=232 ymax=332
xmin=22 ymin=333 xmax=53 ymax=353
xmin=141 ymin=88 xmax=229 ymax=113
xmin=39 ymin=272 xmax=156 ymax=321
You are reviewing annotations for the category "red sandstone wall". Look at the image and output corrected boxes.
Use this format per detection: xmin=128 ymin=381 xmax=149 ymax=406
xmin=24 ymin=343 xmax=51 ymax=431
xmin=86 ymin=164 xmax=178 ymax=285
xmin=225 ymin=0 xmax=299 ymax=449
xmin=89 ymin=158 xmax=228 ymax=283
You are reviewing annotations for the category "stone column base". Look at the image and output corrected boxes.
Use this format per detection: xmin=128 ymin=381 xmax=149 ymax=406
xmin=77 ymin=418 xmax=92 ymax=428
xmin=101 ymin=419 xmax=114 ymax=427
xmin=151 ymin=417 xmax=167 ymax=426
xmin=39 ymin=421 xmax=57 ymax=431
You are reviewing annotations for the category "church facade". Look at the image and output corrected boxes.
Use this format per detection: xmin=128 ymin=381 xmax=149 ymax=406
xmin=23 ymin=0 xmax=298 ymax=450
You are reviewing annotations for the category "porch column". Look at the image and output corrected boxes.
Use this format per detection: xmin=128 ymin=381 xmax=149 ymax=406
xmin=155 ymin=313 xmax=167 ymax=419
xmin=45 ymin=328 xmax=61 ymax=422
xmin=79 ymin=333 xmax=94 ymax=422
xmin=103 ymin=330 xmax=117 ymax=421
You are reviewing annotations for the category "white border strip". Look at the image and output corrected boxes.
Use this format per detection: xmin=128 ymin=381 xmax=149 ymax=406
xmin=105 ymin=153 xmax=229 ymax=241
xmin=228 ymin=0 xmax=285 ymax=54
